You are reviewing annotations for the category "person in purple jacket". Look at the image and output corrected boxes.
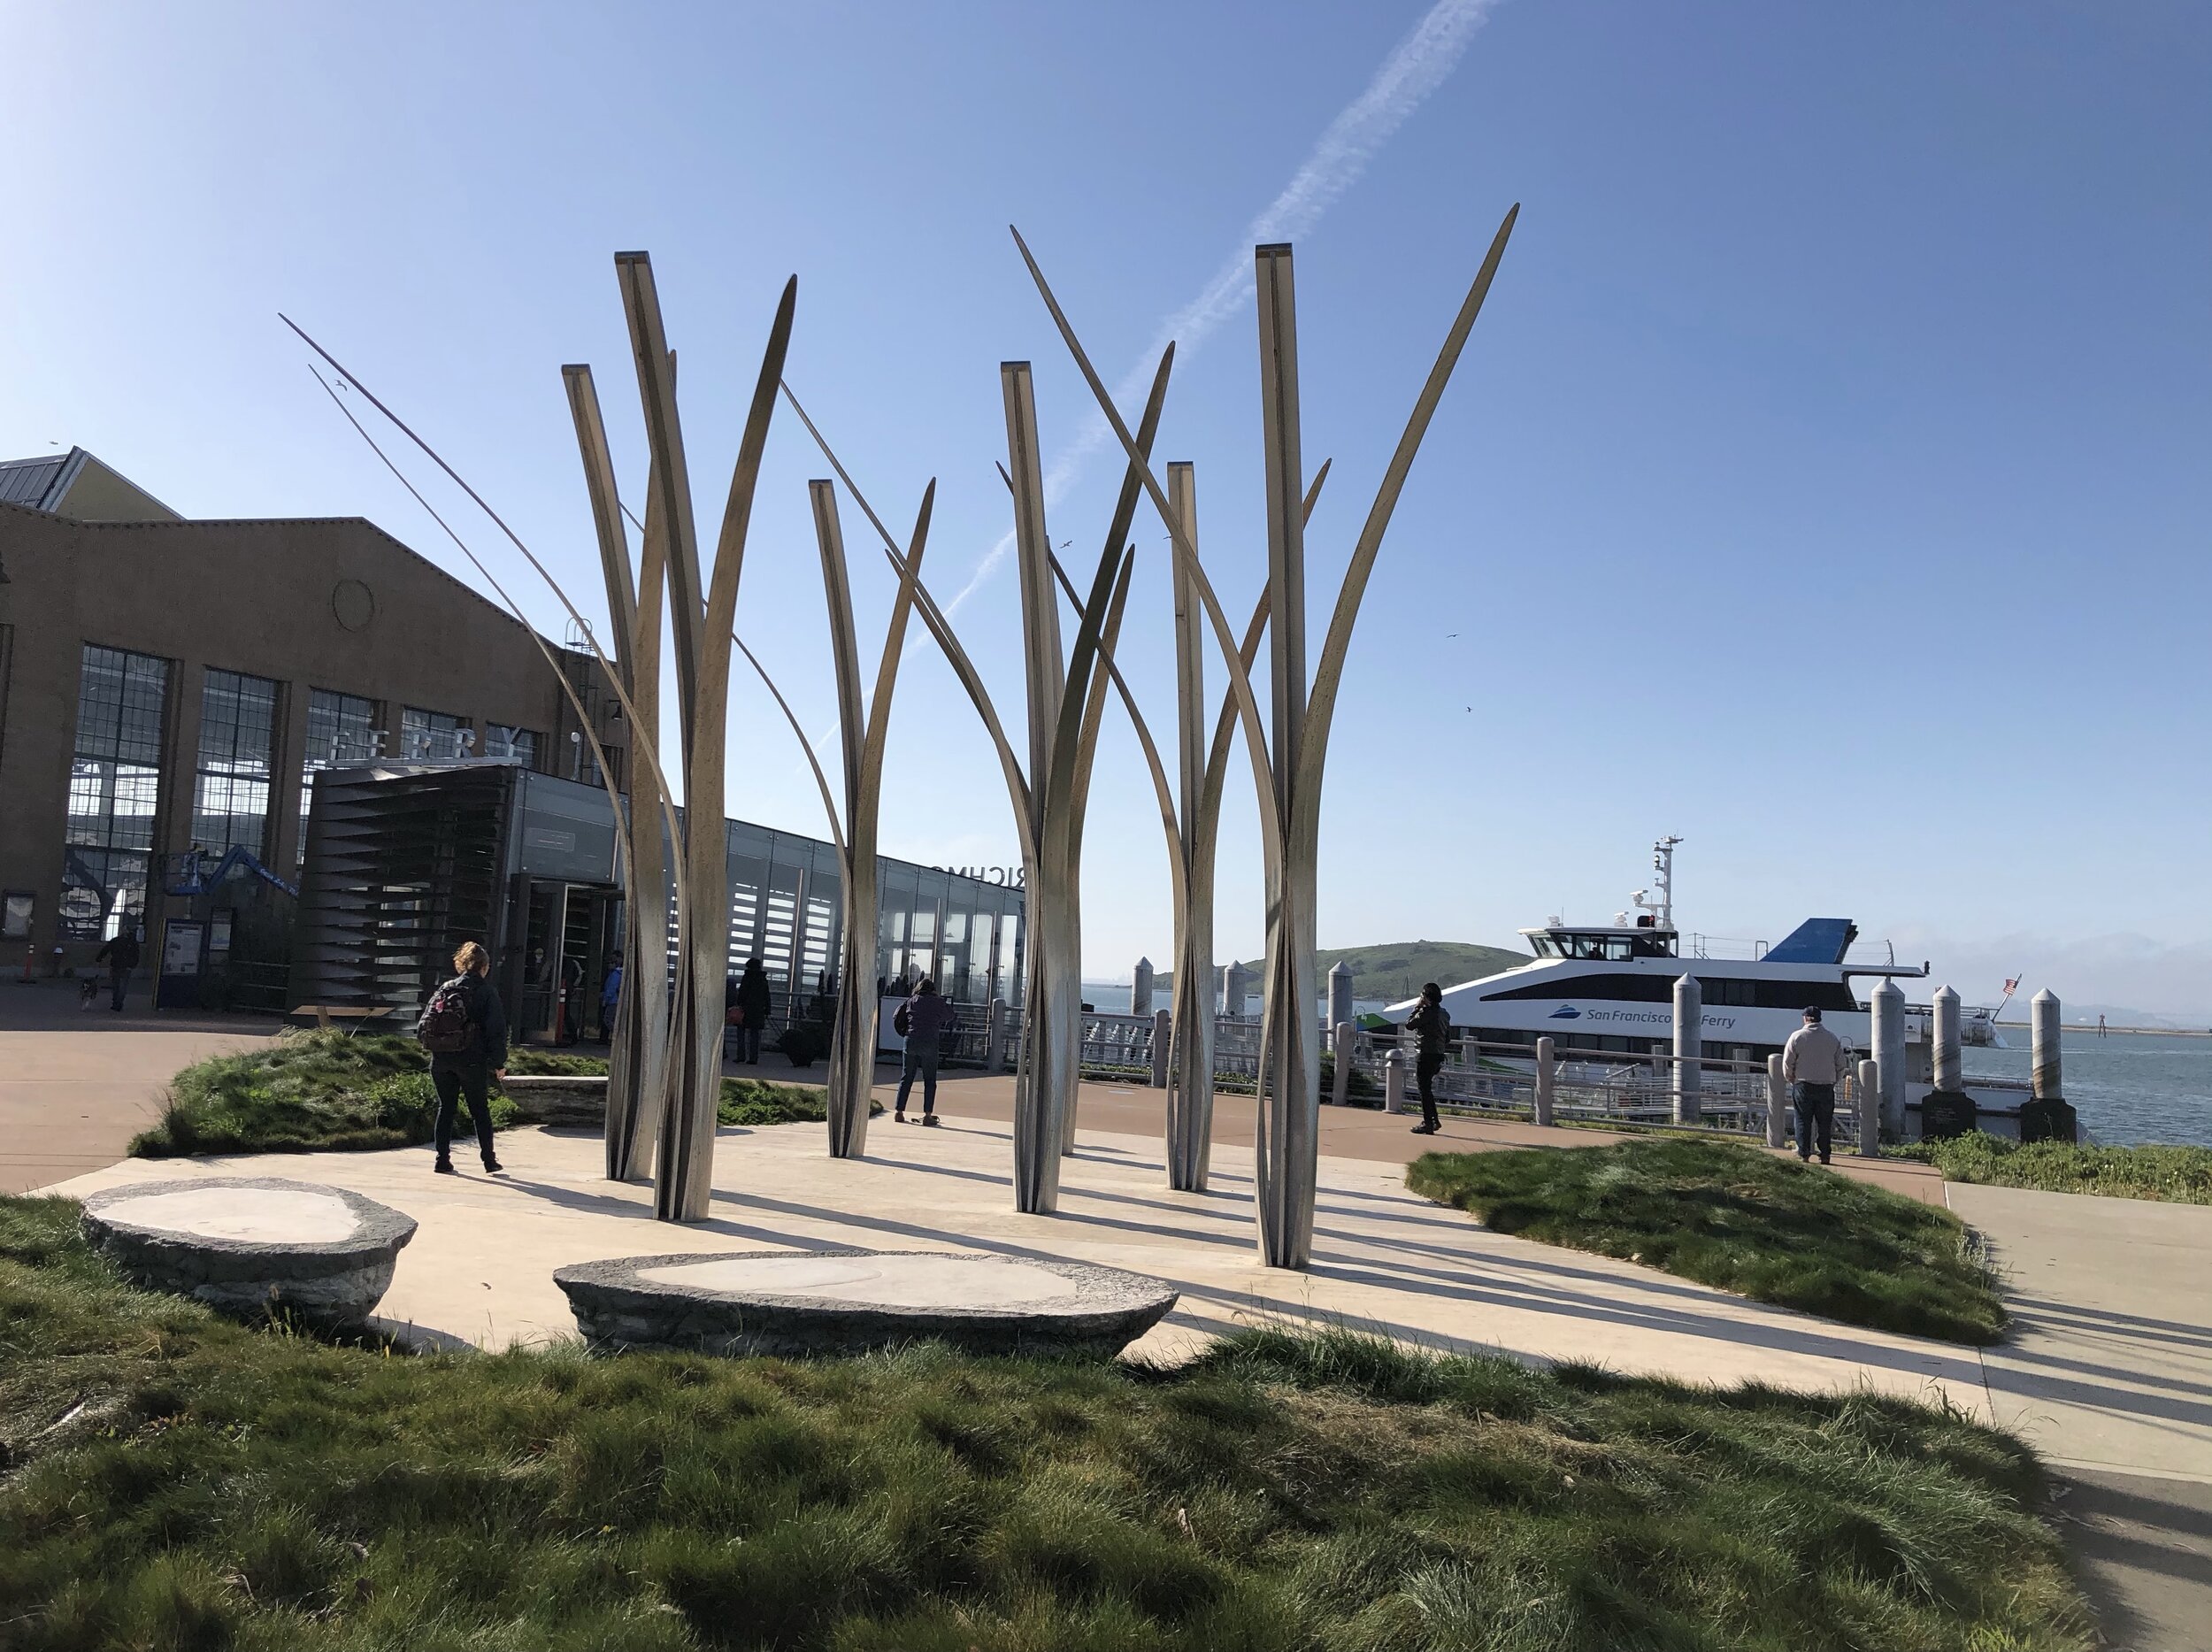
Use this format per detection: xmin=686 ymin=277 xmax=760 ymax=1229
xmin=893 ymin=977 xmax=959 ymax=1126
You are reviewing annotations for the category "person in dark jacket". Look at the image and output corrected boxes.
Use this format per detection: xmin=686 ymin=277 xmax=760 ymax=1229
xmin=1406 ymin=981 xmax=1450 ymax=1135
xmin=93 ymin=929 xmax=142 ymax=1012
xmin=894 ymin=978 xmax=959 ymax=1126
xmin=420 ymin=940 xmax=508 ymax=1176
xmin=734 ymin=957 xmax=772 ymax=1065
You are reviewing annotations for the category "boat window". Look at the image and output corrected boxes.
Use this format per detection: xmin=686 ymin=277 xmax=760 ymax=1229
xmin=1484 ymin=972 xmax=1676 ymax=1004
xmin=1528 ymin=935 xmax=1558 ymax=958
xmin=1630 ymin=931 xmax=1676 ymax=958
xmin=1604 ymin=937 xmax=1634 ymax=962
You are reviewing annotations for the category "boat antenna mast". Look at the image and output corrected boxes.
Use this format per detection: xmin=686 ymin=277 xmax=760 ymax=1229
xmin=1632 ymin=835 xmax=1683 ymax=930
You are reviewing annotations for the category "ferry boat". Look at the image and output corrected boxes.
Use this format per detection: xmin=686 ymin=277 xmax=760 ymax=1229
xmin=1385 ymin=837 xmax=1924 ymax=1067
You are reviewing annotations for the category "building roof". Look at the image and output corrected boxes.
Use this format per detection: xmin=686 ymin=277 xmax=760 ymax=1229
xmin=0 ymin=447 xmax=180 ymax=521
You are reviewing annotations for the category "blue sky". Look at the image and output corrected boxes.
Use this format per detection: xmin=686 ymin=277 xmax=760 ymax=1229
xmin=5 ymin=2 xmax=2208 ymax=1013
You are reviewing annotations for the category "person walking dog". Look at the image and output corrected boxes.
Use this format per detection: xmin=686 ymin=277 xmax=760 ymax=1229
xmin=93 ymin=928 xmax=141 ymax=1013
xmin=1781 ymin=1005 xmax=1847 ymax=1164
xmin=1407 ymin=981 xmax=1451 ymax=1135
xmin=893 ymin=977 xmax=957 ymax=1126
xmin=416 ymin=941 xmax=509 ymax=1176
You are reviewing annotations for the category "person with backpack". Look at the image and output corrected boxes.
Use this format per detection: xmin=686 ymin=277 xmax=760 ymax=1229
xmin=1406 ymin=981 xmax=1451 ymax=1135
xmin=416 ymin=940 xmax=509 ymax=1176
xmin=733 ymin=957 xmax=772 ymax=1065
xmin=892 ymin=977 xmax=957 ymax=1126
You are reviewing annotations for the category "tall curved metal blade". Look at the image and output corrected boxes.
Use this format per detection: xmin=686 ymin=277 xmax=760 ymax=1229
xmin=660 ymin=273 xmax=798 ymax=1226
xmin=615 ymin=252 xmax=706 ymax=746
xmin=1294 ymin=205 xmax=1516 ymax=848
xmin=1007 ymin=226 xmax=1285 ymax=861
xmin=780 ymin=381 xmax=1035 ymax=858
xmin=561 ymin=364 xmax=638 ymax=695
xmin=827 ymin=480 xmax=935 ymax=1161
xmin=1044 ymin=549 xmax=1183 ymax=918
xmin=811 ymin=480 xmax=868 ymax=818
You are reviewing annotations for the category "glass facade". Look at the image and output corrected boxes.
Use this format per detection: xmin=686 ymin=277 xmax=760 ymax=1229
xmin=191 ymin=668 xmax=279 ymax=857
xmin=61 ymin=644 xmax=169 ymax=939
xmin=400 ymin=706 xmax=467 ymax=761
xmin=299 ymin=688 xmax=380 ymax=862
xmin=715 ymin=818 xmax=1024 ymax=1015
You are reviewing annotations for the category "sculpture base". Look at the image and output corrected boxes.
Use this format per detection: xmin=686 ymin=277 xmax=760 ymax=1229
xmin=79 ymin=1177 xmax=416 ymax=1329
xmin=554 ymin=1249 xmax=1178 ymax=1360
xmin=2019 ymin=1096 xmax=2078 ymax=1145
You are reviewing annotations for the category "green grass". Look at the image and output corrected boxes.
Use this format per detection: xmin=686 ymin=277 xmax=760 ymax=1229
xmin=1409 ymin=1138 xmax=2009 ymax=1347
xmin=131 ymin=1033 xmax=850 ymax=1158
xmin=1889 ymin=1131 xmax=2212 ymax=1204
xmin=0 ymin=1195 xmax=2089 ymax=1651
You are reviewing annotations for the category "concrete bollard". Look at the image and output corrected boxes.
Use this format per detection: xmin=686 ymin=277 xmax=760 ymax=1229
xmin=1534 ymin=1035 xmax=1556 ymax=1126
xmin=1382 ymin=1049 xmax=1406 ymax=1116
xmin=1332 ymin=1024 xmax=1354 ymax=1106
xmin=1765 ymin=1054 xmax=1788 ymax=1149
xmin=1149 ymin=1008 xmax=1171 ymax=1088
xmin=2032 ymin=988 xmax=2062 ymax=1100
xmin=1327 ymin=961 xmax=1355 ymax=1049
xmin=1932 ymin=984 xmax=1962 ymax=1092
xmin=1132 ymin=957 xmax=1155 ymax=1018
xmin=1870 ymin=978 xmax=1906 ymax=1140
xmin=1855 ymin=1057 xmax=1882 ymax=1157
xmin=1671 ymin=973 xmax=1702 ymax=1124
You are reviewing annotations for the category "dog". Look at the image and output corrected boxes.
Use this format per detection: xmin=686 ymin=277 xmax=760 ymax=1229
xmin=78 ymin=972 xmax=100 ymax=1010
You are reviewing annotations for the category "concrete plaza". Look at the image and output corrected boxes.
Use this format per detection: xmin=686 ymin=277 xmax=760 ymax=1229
xmin=15 ymin=1009 xmax=2212 ymax=1644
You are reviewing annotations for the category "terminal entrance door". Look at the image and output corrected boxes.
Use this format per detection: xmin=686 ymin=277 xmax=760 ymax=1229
xmin=511 ymin=879 xmax=618 ymax=1044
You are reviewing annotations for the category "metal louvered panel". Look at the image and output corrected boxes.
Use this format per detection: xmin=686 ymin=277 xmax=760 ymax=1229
xmin=288 ymin=765 xmax=513 ymax=1014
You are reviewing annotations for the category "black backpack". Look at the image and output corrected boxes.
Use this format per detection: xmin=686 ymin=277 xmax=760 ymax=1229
xmin=418 ymin=976 xmax=478 ymax=1054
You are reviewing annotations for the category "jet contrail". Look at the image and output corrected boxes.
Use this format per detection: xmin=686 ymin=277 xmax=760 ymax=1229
xmin=945 ymin=0 xmax=1502 ymax=613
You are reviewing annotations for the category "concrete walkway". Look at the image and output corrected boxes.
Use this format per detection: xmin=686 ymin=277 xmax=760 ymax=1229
xmin=46 ymin=1105 xmax=1993 ymax=1415
xmin=1948 ymin=1182 xmax=2212 ymax=1649
xmin=0 ymin=983 xmax=280 ymax=1193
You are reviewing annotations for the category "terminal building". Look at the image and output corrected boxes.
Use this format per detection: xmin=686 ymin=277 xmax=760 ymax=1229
xmin=0 ymin=448 xmax=1023 ymax=1036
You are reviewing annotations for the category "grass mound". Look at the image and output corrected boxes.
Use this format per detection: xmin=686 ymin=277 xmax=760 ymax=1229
xmin=1409 ymin=1137 xmax=2008 ymax=1346
xmin=133 ymin=1033 xmax=849 ymax=1159
xmin=0 ymin=1195 xmax=2088 ymax=1651
xmin=508 ymin=1050 xmax=845 ymax=1126
xmin=1890 ymin=1131 xmax=2212 ymax=1204
xmin=129 ymin=1031 xmax=515 ymax=1157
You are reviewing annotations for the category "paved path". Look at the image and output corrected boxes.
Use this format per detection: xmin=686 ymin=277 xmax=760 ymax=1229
xmin=1947 ymin=1183 xmax=2212 ymax=1649
xmin=47 ymin=1108 xmax=1993 ymax=1416
xmin=0 ymin=985 xmax=280 ymax=1193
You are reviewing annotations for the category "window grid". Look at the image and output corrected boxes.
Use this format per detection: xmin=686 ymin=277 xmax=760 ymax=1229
xmin=192 ymin=668 xmax=278 ymax=857
xmin=61 ymin=645 xmax=170 ymax=939
xmin=401 ymin=706 xmax=467 ymax=761
xmin=300 ymin=689 xmax=380 ymax=864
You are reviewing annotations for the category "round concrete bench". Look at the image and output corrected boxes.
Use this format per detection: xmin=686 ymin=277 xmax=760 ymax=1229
xmin=79 ymin=1177 xmax=416 ymax=1330
xmin=553 ymin=1249 xmax=1179 ymax=1360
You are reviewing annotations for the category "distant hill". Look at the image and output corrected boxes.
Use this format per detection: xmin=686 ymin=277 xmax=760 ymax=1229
xmin=1158 ymin=941 xmax=1532 ymax=1004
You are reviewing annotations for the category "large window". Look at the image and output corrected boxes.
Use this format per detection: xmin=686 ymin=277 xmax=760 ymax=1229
xmin=191 ymin=668 xmax=278 ymax=857
xmin=299 ymin=689 xmax=380 ymax=863
xmin=61 ymin=644 xmax=168 ymax=939
xmin=401 ymin=706 xmax=467 ymax=761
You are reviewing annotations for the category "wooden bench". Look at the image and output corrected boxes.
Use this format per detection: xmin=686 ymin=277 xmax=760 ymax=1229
xmin=292 ymin=1004 xmax=396 ymax=1034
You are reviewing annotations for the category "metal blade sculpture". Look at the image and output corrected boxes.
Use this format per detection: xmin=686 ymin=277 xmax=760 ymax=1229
xmin=283 ymin=321 xmax=695 ymax=1197
xmin=565 ymin=365 xmax=672 ymax=1182
xmin=780 ymin=355 xmax=1167 ymax=1210
xmin=610 ymin=252 xmax=799 ymax=1223
xmin=810 ymin=479 xmax=934 ymax=1158
xmin=1013 ymin=208 xmax=1517 ymax=1264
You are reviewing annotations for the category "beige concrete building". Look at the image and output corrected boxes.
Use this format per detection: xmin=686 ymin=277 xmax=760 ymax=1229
xmin=0 ymin=449 xmax=627 ymax=978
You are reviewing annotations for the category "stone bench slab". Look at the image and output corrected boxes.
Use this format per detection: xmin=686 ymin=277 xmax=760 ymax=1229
xmin=554 ymin=1248 xmax=1179 ymax=1360
xmin=80 ymin=1177 xmax=416 ymax=1329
